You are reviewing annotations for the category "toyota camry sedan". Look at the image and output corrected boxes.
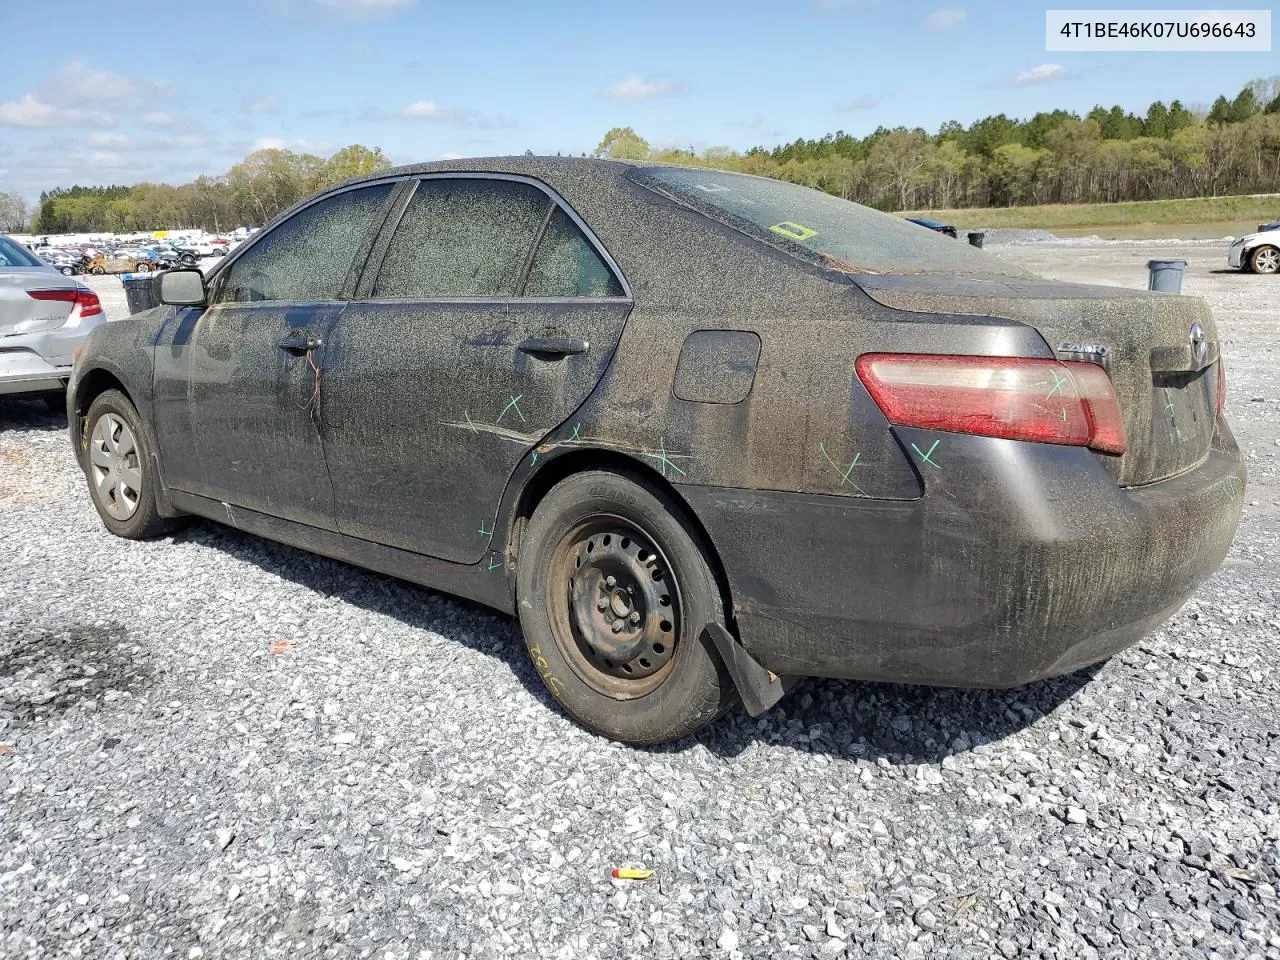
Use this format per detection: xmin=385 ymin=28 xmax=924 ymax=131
xmin=69 ymin=158 xmax=1245 ymax=743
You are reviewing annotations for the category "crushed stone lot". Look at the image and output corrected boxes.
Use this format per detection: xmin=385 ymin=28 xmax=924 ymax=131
xmin=2 ymin=244 xmax=1278 ymax=959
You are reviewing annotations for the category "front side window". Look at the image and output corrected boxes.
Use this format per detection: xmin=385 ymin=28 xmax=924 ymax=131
xmin=215 ymin=183 xmax=393 ymax=304
xmin=373 ymin=178 xmax=550 ymax=299
xmin=523 ymin=208 xmax=623 ymax=297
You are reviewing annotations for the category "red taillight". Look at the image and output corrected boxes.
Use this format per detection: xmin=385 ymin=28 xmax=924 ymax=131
xmin=1216 ymin=358 xmax=1226 ymax=417
xmin=27 ymin=287 xmax=101 ymax=318
xmin=855 ymin=353 xmax=1127 ymax=455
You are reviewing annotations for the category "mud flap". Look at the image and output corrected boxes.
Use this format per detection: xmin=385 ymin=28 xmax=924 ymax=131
xmin=702 ymin=622 xmax=792 ymax=717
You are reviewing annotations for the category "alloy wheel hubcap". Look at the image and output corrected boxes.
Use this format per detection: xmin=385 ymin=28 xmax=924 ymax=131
xmin=1256 ymin=249 xmax=1279 ymax=273
xmin=555 ymin=523 xmax=680 ymax=695
xmin=89 ymin=413 xmax=141 ymax=520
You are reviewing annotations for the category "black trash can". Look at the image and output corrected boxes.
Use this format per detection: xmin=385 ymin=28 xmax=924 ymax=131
xmin=121 ymin=272 xmax=159 ymax=315
xmin=967 ymin=231 xmax=985 ymax=248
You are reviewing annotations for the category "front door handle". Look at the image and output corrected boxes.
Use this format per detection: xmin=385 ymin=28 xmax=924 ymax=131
xmin=279 ymin=332 xmax=322 ymax=353
xmin=517 ymin=336 xmax=589 ymax=357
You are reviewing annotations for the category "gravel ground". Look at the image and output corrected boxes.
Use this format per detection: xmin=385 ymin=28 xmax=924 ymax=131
xmin=2 ymin=247 xmax=1278 ymax=959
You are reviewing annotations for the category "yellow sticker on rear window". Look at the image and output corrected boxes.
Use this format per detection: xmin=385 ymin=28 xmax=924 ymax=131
xmin=770 ymin=221 xmax=818 ymax=242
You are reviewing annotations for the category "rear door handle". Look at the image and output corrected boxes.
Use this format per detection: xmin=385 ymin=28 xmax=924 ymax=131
xmin=279 ymin=333 xmax=322 ymax=353
xmin=517 ymin=336 xmax=589 ymax=357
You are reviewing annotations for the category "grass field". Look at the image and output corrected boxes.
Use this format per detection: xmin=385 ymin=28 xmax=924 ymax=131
xmin=904 ymin=193 xmax=1280 ymax=239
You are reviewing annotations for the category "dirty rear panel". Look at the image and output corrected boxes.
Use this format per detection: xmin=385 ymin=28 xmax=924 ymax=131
xmin=854 ymin=274 xmax=1220 ymax=486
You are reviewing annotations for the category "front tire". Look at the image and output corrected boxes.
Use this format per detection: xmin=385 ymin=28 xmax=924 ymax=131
xmin=1250 ymin=245 xmax=1279 ymax=274
xmin=516 ymin=470 xmax=735 ymax=744
xmin=82 ymin=390 xmax=175 ymax=539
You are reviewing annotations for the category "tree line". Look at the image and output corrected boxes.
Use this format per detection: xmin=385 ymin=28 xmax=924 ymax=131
xmin=7 ymin=77 xmax=1280 ymax=235
xmin=597 ymin=77 xmax=1280 ymax=211
xmin=22 ymin=145 xmax=392 ymax=235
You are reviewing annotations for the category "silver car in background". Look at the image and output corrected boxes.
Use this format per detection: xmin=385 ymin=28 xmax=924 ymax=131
xmin=1 ymin=234 xmax=106 ymax=402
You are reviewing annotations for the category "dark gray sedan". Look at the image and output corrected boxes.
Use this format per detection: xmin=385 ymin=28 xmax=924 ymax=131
xmin=68 ymin=158 xmax=1244 ymax=743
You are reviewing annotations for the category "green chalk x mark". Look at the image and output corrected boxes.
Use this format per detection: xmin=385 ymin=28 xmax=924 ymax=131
xmin=1046 ymin=369 xmax=1070 ymax=399
xmin=487 ymin=558 xmax=504 ymax=572
xmin=642 ymin=439 xmax=687 ymax=478
xmin=819 ymin=441 xmax=861 ymax=487
xmin=570 ymin=423 xmax=582 ymax=442
xmin=531 ymin=451 xmax=539 ymax=464
xmin=478 ymin=520 xmax=493 ymax=537
xmin=911 ymin=439 xmax=941 ymax=470
xmin=497 ymin=393 xmax=525 ymax=424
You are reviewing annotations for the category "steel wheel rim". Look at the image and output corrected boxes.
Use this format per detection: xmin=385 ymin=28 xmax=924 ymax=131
xmin=89 ymin=413 xmax=142 ymax=521
xmin=546 ymin=517 xmax=682 ymax=699
xmin=1255 ymin=248 xmax=1279 ymax=273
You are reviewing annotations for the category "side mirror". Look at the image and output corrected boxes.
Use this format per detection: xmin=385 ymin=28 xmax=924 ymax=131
xmin=158 ymin=268 xmax=207 ymax=306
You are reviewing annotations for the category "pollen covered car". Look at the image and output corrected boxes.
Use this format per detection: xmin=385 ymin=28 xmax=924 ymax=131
xmin=68 ymin=158 xmax=1245 ymax=743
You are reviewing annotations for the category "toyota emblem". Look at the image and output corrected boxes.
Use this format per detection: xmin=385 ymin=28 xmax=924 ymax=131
xmin=1190 ymin=322 xmax=1207 ymax=367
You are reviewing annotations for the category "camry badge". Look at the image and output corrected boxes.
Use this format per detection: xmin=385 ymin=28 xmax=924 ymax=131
xmin=1190 ymin=322 xmax=1208 ymax=367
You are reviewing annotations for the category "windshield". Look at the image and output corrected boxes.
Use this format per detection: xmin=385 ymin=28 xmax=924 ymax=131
xmin=0 ymin=236 xmax=44 ymax=268
xmin=627 ymin=166 xmax=1028 ymax=279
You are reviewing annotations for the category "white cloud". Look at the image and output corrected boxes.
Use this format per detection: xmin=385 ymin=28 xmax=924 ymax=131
xmin=397 ymin=100 xmax=513 ymax=128
xmin=599 ymin=75 xmax=689 ymax=102
xmin=87 ymin=132 xmax=131 ymax=148
xmin=244 ymin=96 xmax=281 ymax=115
xmin=316 ymin=0 xmax=415 ymax=18
xmin=403 ymin=99 xmax=449 ymax=119
xmin=44 ymin=62 xmax=150 ymax=106
xmin=252 ymin=136 xmax=330 ymax=153
xmin=440 ymin=152 xmax=466 ymax=161
xmin=1012 ymin=63 xmax=1066 ymax=86
xmin=87 ymin=151 xmax=126 ymax=168
xmin=0 ymin=93 xmax=113 ymax=128
xmin=0 ymin=62 xmax=169 ymax=129
xmin=142 ymin=111 xmax=174 ymax=127
xmin=926 ymin=8 xmax=966 ymax=30
xmin=837 ymin=95 xmax=882 ymax=111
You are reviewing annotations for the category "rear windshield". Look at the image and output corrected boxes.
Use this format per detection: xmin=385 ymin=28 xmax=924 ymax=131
xmin=0 ymin=236 xmax=43 ymax=268
xmin=627 ymin=166 xmax=1028 ymax=278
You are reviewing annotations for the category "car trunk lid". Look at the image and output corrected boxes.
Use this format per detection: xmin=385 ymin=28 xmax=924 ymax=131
xmin=0 ymin=268 xmax=81 ymax=337
xmin=853 ymin=273 xmax=1219 ymax=487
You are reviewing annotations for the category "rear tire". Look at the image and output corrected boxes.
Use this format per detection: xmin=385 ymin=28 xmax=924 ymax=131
xmin=1250 ymin=245 xmax=1279 ymax=274
xmin=82 ymin=390 xmax=177 ymax=540
xmin=516 ymin=470 xmax=735 ymax=744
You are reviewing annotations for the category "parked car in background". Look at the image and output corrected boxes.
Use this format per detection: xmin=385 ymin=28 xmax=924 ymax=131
xmin=1256 ymin=219 xmax=1279 ymax=233
xmin=0 ymin=233 xmax=105 ymax=404
xmin=39 ymin=250 xmax=84 ymax=276
xmin=176 ymin=240 xmax=228 ymax=258
xmin=87 ymin=252 xmax=157 ymax=275
xmin=69 ymin=158 xmax=1243 ymax=743
xmin=905 ymin=216 xmax=958 ymax=238
xmin=1227 ymin=229 xmax=1280 ymax=274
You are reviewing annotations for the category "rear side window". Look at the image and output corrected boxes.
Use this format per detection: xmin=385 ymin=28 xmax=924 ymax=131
xmin=523 ymin=208 xmax=623 ymax=297
xmin=374 ymin=178 xmax=550 ymax=298
xmin=0 ymin=236 xmax=42 ymax=268
xmin=215 ymin=183 xmax=392 ymax=304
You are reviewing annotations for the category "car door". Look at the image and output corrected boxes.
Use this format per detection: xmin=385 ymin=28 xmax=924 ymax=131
xmin=150 ymin=181 xmax=397 ymax=529
xmin=321 ymin=175 xmax=631 ymax=564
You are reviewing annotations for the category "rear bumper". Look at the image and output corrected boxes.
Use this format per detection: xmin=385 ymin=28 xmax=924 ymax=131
xmin=0 ymin=313 xmax=103 ymax=396
xmin=0 ymin=351 xmax=72 ymax=395
xmin=684 ymin=419 xmax=1245 ymax=687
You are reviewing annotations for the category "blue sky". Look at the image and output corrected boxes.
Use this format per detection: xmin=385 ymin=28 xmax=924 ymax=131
xmin=1 ymin=0 xmax=1273 ymax=202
